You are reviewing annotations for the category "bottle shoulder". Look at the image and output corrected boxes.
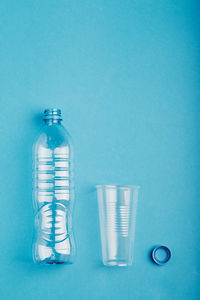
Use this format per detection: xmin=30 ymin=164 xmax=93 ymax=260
xmin=34 ymin=124 xmax=72 ymax=150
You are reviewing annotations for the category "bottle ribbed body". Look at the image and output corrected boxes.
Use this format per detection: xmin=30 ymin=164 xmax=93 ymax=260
xmin=32 ymin=109 xmax=75 ymax=264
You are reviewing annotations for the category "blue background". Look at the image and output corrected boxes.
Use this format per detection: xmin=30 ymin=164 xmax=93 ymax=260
xmin=0 ymin=1 xmax=199 ymax=299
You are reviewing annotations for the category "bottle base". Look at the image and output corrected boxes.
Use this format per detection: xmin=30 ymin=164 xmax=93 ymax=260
xmin=37 ymin=259 xmax=74 ymax=265
xmin=33 ymin=239 xmax=76 ymax=265
xmin=33 ymin=252 xmax=75 ymax=265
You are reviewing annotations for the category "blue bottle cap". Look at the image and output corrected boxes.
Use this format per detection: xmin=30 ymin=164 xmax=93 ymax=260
xmin=151 ymin=246 xmax=171 ymax=265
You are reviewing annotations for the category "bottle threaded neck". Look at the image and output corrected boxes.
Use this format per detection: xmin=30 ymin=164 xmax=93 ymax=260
xmin=43 ymin=108 xmax=62 ymax=122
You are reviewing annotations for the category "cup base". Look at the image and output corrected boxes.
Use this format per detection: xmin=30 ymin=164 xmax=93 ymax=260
xmin=103 ymin=259 xmax=131 ymax=267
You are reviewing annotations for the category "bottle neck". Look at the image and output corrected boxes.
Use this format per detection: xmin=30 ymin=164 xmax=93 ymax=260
xmin=44 ymin=119 xmax=62 ymax=125
xmin=43 ymin=108 xmax=62 ymax=125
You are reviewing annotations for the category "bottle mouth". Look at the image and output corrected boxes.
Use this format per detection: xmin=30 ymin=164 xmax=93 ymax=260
xmin=43 ymin=108 xmax=62 ymax=121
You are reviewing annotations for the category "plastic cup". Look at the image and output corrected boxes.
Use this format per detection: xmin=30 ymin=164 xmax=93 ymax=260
xmin=96 ymin=185 xmax=139 ymax=267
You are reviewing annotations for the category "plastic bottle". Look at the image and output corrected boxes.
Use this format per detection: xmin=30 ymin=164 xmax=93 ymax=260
xmin=32 ymin=108 xmax=75 ymax=264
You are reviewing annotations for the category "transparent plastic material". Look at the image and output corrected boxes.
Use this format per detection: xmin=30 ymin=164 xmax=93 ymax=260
xmin=96 ymin=185 xmax=139 ymax=267
xmin=32 ymin=109 xmax=75 ymax=264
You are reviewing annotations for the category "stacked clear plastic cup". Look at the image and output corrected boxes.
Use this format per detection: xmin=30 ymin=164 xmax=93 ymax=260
xmin=96 ymin=185 xmax=139 ymax=267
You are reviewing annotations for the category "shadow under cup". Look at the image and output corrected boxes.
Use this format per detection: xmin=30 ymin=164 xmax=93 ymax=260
xmin=96 ymin=185 xmax=140 ymax=267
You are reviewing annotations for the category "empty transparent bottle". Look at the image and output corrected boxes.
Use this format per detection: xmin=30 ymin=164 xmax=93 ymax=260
xmin=32 ymin=108 xmax=75 ymax=264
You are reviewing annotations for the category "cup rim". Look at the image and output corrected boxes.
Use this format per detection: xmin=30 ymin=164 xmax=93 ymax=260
xmin=95 ymin=184 xmax=140 ymax=190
